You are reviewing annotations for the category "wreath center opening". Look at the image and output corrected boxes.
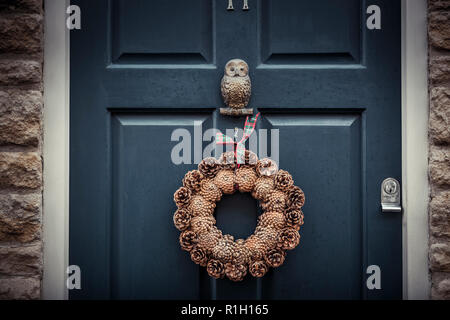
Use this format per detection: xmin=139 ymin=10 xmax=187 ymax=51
xmin=214 ymin=193 xmax=259 ymax=239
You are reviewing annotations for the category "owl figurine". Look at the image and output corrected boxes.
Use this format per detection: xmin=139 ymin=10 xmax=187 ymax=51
xmin=221 ymin=59 xmax=251 ymax=109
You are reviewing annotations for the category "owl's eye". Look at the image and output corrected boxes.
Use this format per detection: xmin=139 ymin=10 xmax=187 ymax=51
xmin=240 ymin=67 xmax=244 ymax=71
xmin=230 ymin=67 xmax=235 ymax=72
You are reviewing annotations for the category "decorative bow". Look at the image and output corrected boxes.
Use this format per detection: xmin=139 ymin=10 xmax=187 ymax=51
xmin=216 ymin=113 xmax=260 ymax=166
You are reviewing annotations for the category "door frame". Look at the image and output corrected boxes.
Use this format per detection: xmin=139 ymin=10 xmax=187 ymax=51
xmin=42 ymin=0 xmax=429 ymax=300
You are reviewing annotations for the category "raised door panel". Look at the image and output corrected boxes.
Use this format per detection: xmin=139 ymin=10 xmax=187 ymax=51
xmin=111 ymin=113 xmax=213 ymax=299
xmin=259 ymin=113 xmax=362 ymax=299
xmin=111 ymin=0 xmax=214 ymax=64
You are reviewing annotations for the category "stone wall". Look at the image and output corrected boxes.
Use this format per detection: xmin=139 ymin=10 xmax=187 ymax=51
xmin=428 ymin=0 xmax=450 ymax=300
xmin=0 ymin=0 xmax=43 ymax=299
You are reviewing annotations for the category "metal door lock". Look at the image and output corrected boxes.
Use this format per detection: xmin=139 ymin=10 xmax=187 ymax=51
xmin=381 ymin=178 xmax=401 ymax=213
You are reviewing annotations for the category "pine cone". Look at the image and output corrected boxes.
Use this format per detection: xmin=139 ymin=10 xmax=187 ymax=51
xmin=264 ymin=248 xmax=286 ymax=268
xmin=197 ymin=227 xmax=222 ymax=254
xmin=256 ymin=158 xmax=278 ymax=177
xmin=274 ymin=170 xmax=294 ymax=191
xmin=199 ymin=179 xmax=222 ymax=202
xmin=225 ymin=263 xmax=248 ymax=282
xmin=207 ymin=259 xmax=225 ymax=279
xmin=183 ymin=170 xmax=204 ymax=192
xmin=179 ymin=230 xmax=198 ymax=252
xmin=257 ymin=211 xmax=286 ymax=230
xmin=264 ymin=190 xmax=287 ymax=212
xmin=242 ymin=150 xmax=258 ymax=167
xmin=219 ymin=151 xmax=236 ymax=170
xmin=173 ymin=208 xmax=192 ymax=231
xmin=213 ymin=170 xmax=236 ymax=195
xmin=244 ymin=235 xmax=266 ymax=261
xmin=277 ymin=228 xmax=300 ymax=250
xmin=174 ymin=187 xmax=192 ymax=208
xmin=249 ymin=261 xmax=269 ymax=278
xmin=212 ymin=238 xmax=235 ymax=263
xmin=254 ymin=226 xmax=279 ymax=251
xmin=190 ymin=246 xmax=208 ymax=267
xmin=235 ymin=166 xmax=257 ymax=193
xmin=232 ymin=240 xmax=252 ymax=265
xmin=286 ymin=185 xmax=305 ymax=209
xmin=188 ymin=195 xmax=216 ymax=217
xmin=190 ymin=216 xmax=216 ymax=235
xmin=285 ymin=208 xmax=304 ymax=231
xmin=252 ymin=176 xmax=275 ymax=201
xmin=198 ymin=157 xmax=220 ymax=178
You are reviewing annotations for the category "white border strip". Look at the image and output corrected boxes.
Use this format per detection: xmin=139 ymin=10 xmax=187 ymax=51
xmin=401 ymin=0 xmax=430 ymax=300
xmin=43 ymin=0 xmax=70 ymax=300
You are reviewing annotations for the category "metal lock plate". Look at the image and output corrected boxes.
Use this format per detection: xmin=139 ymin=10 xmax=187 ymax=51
xmin=381 ymin=178 xmax=402 ymax=213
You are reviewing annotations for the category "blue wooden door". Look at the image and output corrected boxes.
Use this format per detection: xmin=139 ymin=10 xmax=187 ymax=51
xmin=70 ymin=0 xmax=401 ymax=299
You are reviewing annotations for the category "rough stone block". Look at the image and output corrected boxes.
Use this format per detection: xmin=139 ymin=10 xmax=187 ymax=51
xmin=429 ymin=145 xmax=450 ymax=187
xmin=429 ymin=87 xmax=450 ymax=144
xmin=0 ymin=14 xmax=43 ymax=53
xmin=429 ymin=0 xmax=450 ymax=11
xmin=430 ymin=241 xmax=450 ymax=272
xmin=432 ymin=272 xmax=450 ymax=300
xmin=430 ymin=56 xmax=450 ymax=85
xmin=0 ymin=194 xmax=41 ymax=243
xmin=0 ymin=277 xmax=40 ymax=300
xmin=0 ymin=60 xmax=42 ymax=86
xmin=0 ymin=0 xmax=43 ymax=14
xmin=0 ymin=90 xmax=42 ymax=147
xmin=430 ymin=191 xmax=450 ymax=239
xmin=0 ymin=152 xmax=42 ymax=190
xmin=429 ymin=11 xmax=450 ymax=50
xmin=0 ymin=244 xmax=42 ymax=276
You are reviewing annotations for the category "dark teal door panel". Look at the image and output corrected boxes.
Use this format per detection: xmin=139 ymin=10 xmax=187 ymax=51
xmin=70 ymin=0 xmax=401 ymax=299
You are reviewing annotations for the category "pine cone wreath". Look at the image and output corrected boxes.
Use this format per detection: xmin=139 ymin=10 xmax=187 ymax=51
xmin=274 ymin=170 xmax=294 ymax=191
xmin=264 ymin=248 xmax=286 ymax=268
xmin=175 ymin=154 xmax=305 ymax=280
xmin=207 ymin=259 xmax=225 ymax=279
xmin=197 ymin=227 xmax=222 ymax=254
xmin=252 ymin=176 xmax=275 ymax=201
xmin=190 ymin=216 xmax=216 ymax=235
xmin=198 ymin=157 xmax=220 ymax=178
xmin=256 ymin=158 xmax=278 ymax=177
xmin=277 ymin=228 xmax=300 ymax=251
xmin=182 ymin=170 xmax=204 ymax=192
xmin=284 ymin=208 xmax=304 ymax=231
xmin=219 ymin=151 xmax=236 ymax=170
xmin=286 ymin=185 xmax=305 ymax=209
xmin=179 ymin=230 xmax=198 ymax=252
xmin=174 ymin=187 xmax=192 ymax=208
xmin=249 ymin=260 xmax=269 ymax=278
xmin=190 ymin=246 xmax=208 ymax=267
xmin=257 ymin=211 xmax=286 ymax=230
xmin=235 ymin=166 xmax=257 ymax=193
xmin=188 ymin=195 xmax=216 ymax=217
xmin=213 ymin=170 xmax=236 ymax=195
xmin=263 ymin=190 xmax=287 ymax=212
xmin=173 ymin=208 xmax=192 ymax=231
xmin=225 ymin=263 xmax=248 ymax=282
xmin=199 ymin=179 xmax=222 ymax=202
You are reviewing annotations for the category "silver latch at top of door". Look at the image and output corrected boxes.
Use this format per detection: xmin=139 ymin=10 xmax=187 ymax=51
xmin=381 ymin=178 xmax=402 ymax=213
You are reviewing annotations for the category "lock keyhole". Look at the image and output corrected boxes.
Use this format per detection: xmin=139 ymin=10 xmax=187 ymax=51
xmin=384 ymin=181 xmax=397 ymax=195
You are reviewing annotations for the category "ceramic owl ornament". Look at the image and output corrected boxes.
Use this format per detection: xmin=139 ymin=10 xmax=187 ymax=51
xmin=221 ymin=59 xmax=251 ymax=109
